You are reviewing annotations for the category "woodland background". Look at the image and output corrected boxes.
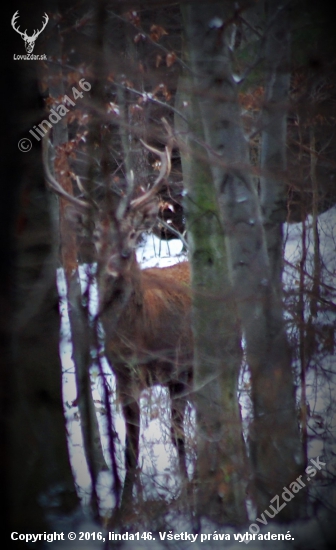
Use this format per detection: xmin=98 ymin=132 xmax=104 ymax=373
xmin=1 ymin=0 xmax=336 ymax=547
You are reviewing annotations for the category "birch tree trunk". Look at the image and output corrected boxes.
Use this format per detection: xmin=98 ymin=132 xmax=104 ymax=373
xmin=46 ymin=18 xmax=108 ymax=518
xmin=182 ymin=0 xmax=304 ymax=519
xmin=175 ymin=75 xmax=247 ymax=523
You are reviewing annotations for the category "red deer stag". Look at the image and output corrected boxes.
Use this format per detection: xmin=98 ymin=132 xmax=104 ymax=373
xmin=43 ymin=126 xmax=193 ymax=511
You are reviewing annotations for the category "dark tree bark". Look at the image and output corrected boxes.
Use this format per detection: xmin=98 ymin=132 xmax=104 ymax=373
xmin=2 ymin=0 xmax=79 ymax=536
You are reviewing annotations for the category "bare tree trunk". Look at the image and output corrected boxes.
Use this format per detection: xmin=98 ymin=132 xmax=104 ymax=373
xmin=183 ymin=0 xmax=304 ymax=519
xmin=260 ymin=0 xmax=291 ymax=287
xmin=258 ymin=0 xmax=305 ymax=516
xmin=175 ymin=72 xmax=247 ymax=524
xmin=309 ymin=127 xmax=321 ymax=318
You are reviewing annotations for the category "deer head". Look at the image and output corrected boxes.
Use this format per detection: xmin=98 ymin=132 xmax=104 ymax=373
xmin=100 ymin=137 xmax=173 ymax=279
xmin=12 ymin=11 xmax=48 ymax=53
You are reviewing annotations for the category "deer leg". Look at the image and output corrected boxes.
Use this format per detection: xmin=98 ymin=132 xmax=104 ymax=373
xmin=169 ymin=382 xmax=188 ymax=479
xmin=117 ymin=382 xmax=140 ymax=512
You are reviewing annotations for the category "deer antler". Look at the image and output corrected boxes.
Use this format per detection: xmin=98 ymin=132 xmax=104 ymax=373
xmin=43 ymin=118 xmax=174 ymax=213
xmin=130 ymin=118 xmax=173 ymax=210
xmin=42 ymin=129 xmax=91 ymax=212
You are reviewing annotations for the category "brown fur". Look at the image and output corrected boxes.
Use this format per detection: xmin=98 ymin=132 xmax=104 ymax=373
xmin=101 ymin=256 xmax=193 ymax=510
xmin=106 ymin=261 xmax=191 ymax=373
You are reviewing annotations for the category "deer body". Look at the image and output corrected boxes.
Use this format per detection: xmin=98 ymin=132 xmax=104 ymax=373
xmin=99 ymin=255 xmax=193 ymax=509
xmin=103 ymin=259 xmax=191 ymax=378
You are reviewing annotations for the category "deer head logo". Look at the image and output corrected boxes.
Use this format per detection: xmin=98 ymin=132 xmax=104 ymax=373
xmin=11 ymin=11 xmax=48 ymax=54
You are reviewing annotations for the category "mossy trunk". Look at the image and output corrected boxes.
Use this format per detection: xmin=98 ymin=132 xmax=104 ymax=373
xmin=175 ymin=75 xmax=247 ymax=524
